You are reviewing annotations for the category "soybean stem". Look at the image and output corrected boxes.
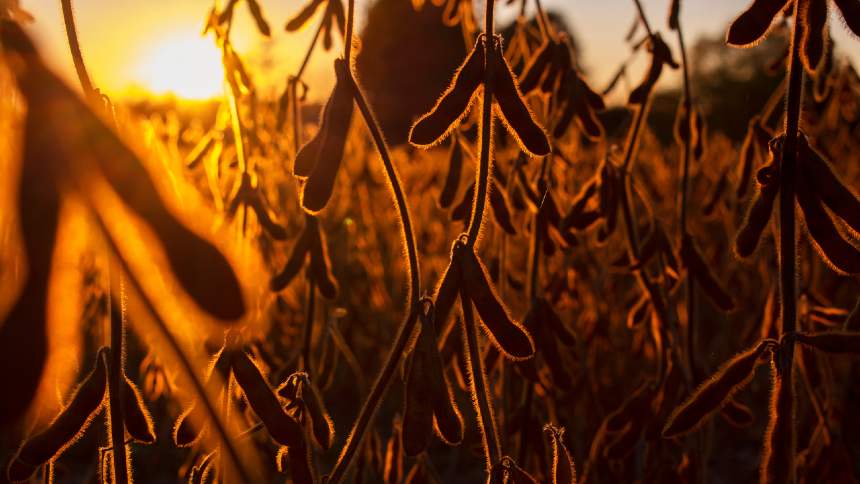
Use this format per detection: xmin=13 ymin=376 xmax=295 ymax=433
xmin=107 ymin=277 xmax=129 ymax=484
xmin=775 ymin=4 xmax=803 ymax=478
xmin=466 ymin=0 xmax=496 ymax=247
xmin=461 ymin=290 xmax=502 ymax=473
xmin=326 ymin=2 xmax=422 ymax=477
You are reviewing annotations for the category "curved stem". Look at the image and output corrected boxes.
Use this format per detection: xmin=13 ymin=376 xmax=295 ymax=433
xmin=461 ymin=291 xmax=502 ymax=473
xmin=466 ymin=0 xmax=496 ymax=247
xmin=59 ymin=0 xmax=96 ymax=101
xmin=326 ymin=28 xmax=422 ymax=484
xmin=348 ymin=81 xmax=421 ymax=300
xmin=326 ymin=311 xmax=418 ymax=483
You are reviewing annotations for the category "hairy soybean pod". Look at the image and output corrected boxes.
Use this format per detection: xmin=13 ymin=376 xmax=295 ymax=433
xmin=299 ymin=375 xmax=335 ymax=450
xmin=402 ymin=329 xmax=434 ymax=456
xmin=409 ymin=38 xmax=485 ymax=147
xmin=760 ymin=362 xmax=795 ymax=484
xmin=493 ymin=48 xmax=551 ymax=157
xmin=726 ymin=0 xmax=791 ymax=47
xmin=439 ymin=136 xmax=464 ymax=208
xmin=174 ymin=347 xmax=232 ymax=446
xmin=801 ymin=138 xmax=860 ymax=234
xmin=735 ymin=173 xmax=779 ymax=258
xmin=459 ymin=246 xmax=535 ymax=360
xmin=270 ymin=222 xmax=312 ymax=291
xmin=308 ymin=217 xmax=339 ymax=299
xmin=287 ymin=442 xmax=315 ymax=484
xmin=301 ymin=59 xmax=354 ymax=213
xmin=123 ymin=376 xmax=156 ymax=444
xmin=545 ymin=425 xmax=576 ymax=484
xmin=800 ymin=0 xmax=828 ymax=72
xmin=796 ymin=180 xmax=860 ymax=274
xmin=8 ymin=349 xmax=108 ymax=482
xmin=796 ymin=331 xmax=860 ymax=354
xmin=231 ymin=350 xmax=304 ymax=447
xmin=421 ymin=312 xmax=464 ymax=446
xmin=662 ymin=340 xmax=769 ymax=438
xmin=293 ymin=120 xmax=325 ymax=178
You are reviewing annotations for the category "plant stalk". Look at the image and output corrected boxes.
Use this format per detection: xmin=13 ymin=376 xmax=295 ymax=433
xmin=325 ymin=3 xmax=422 ymax=478
xmin=461 ymin=289 xmax=502 ymax=473
xmin=466 ymin=0 xmax=496 ymax=247
xmin=773 ymin=3 xmax=804 ymax=481
xmin=106 ymin=277 xmax=129 ymax=484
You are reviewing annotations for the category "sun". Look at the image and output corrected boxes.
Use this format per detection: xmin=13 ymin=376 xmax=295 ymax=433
xmin=132 ymin=30 xmax=225 ymax=100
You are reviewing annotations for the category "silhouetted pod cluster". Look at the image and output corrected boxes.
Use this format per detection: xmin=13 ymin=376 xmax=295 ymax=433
xmin=270 ymin=214 xmax=339 ymax=298
xmin=7 ymin=348 xmax=155 ymax=482
xmin=410 ymin=34 xmax=551 ymax=157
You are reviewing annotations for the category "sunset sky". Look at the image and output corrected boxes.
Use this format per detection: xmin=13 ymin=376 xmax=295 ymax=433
xmin=21 ymin=0 xmax=860 ymax=102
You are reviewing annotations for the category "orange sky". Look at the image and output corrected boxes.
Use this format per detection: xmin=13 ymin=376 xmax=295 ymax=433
xmin=19 ymin=0 xmax=860 ymax=102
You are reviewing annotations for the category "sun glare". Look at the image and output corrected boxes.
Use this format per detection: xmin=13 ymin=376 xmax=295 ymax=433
xmin=133 ymin=31 xmax=224 ymax=100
